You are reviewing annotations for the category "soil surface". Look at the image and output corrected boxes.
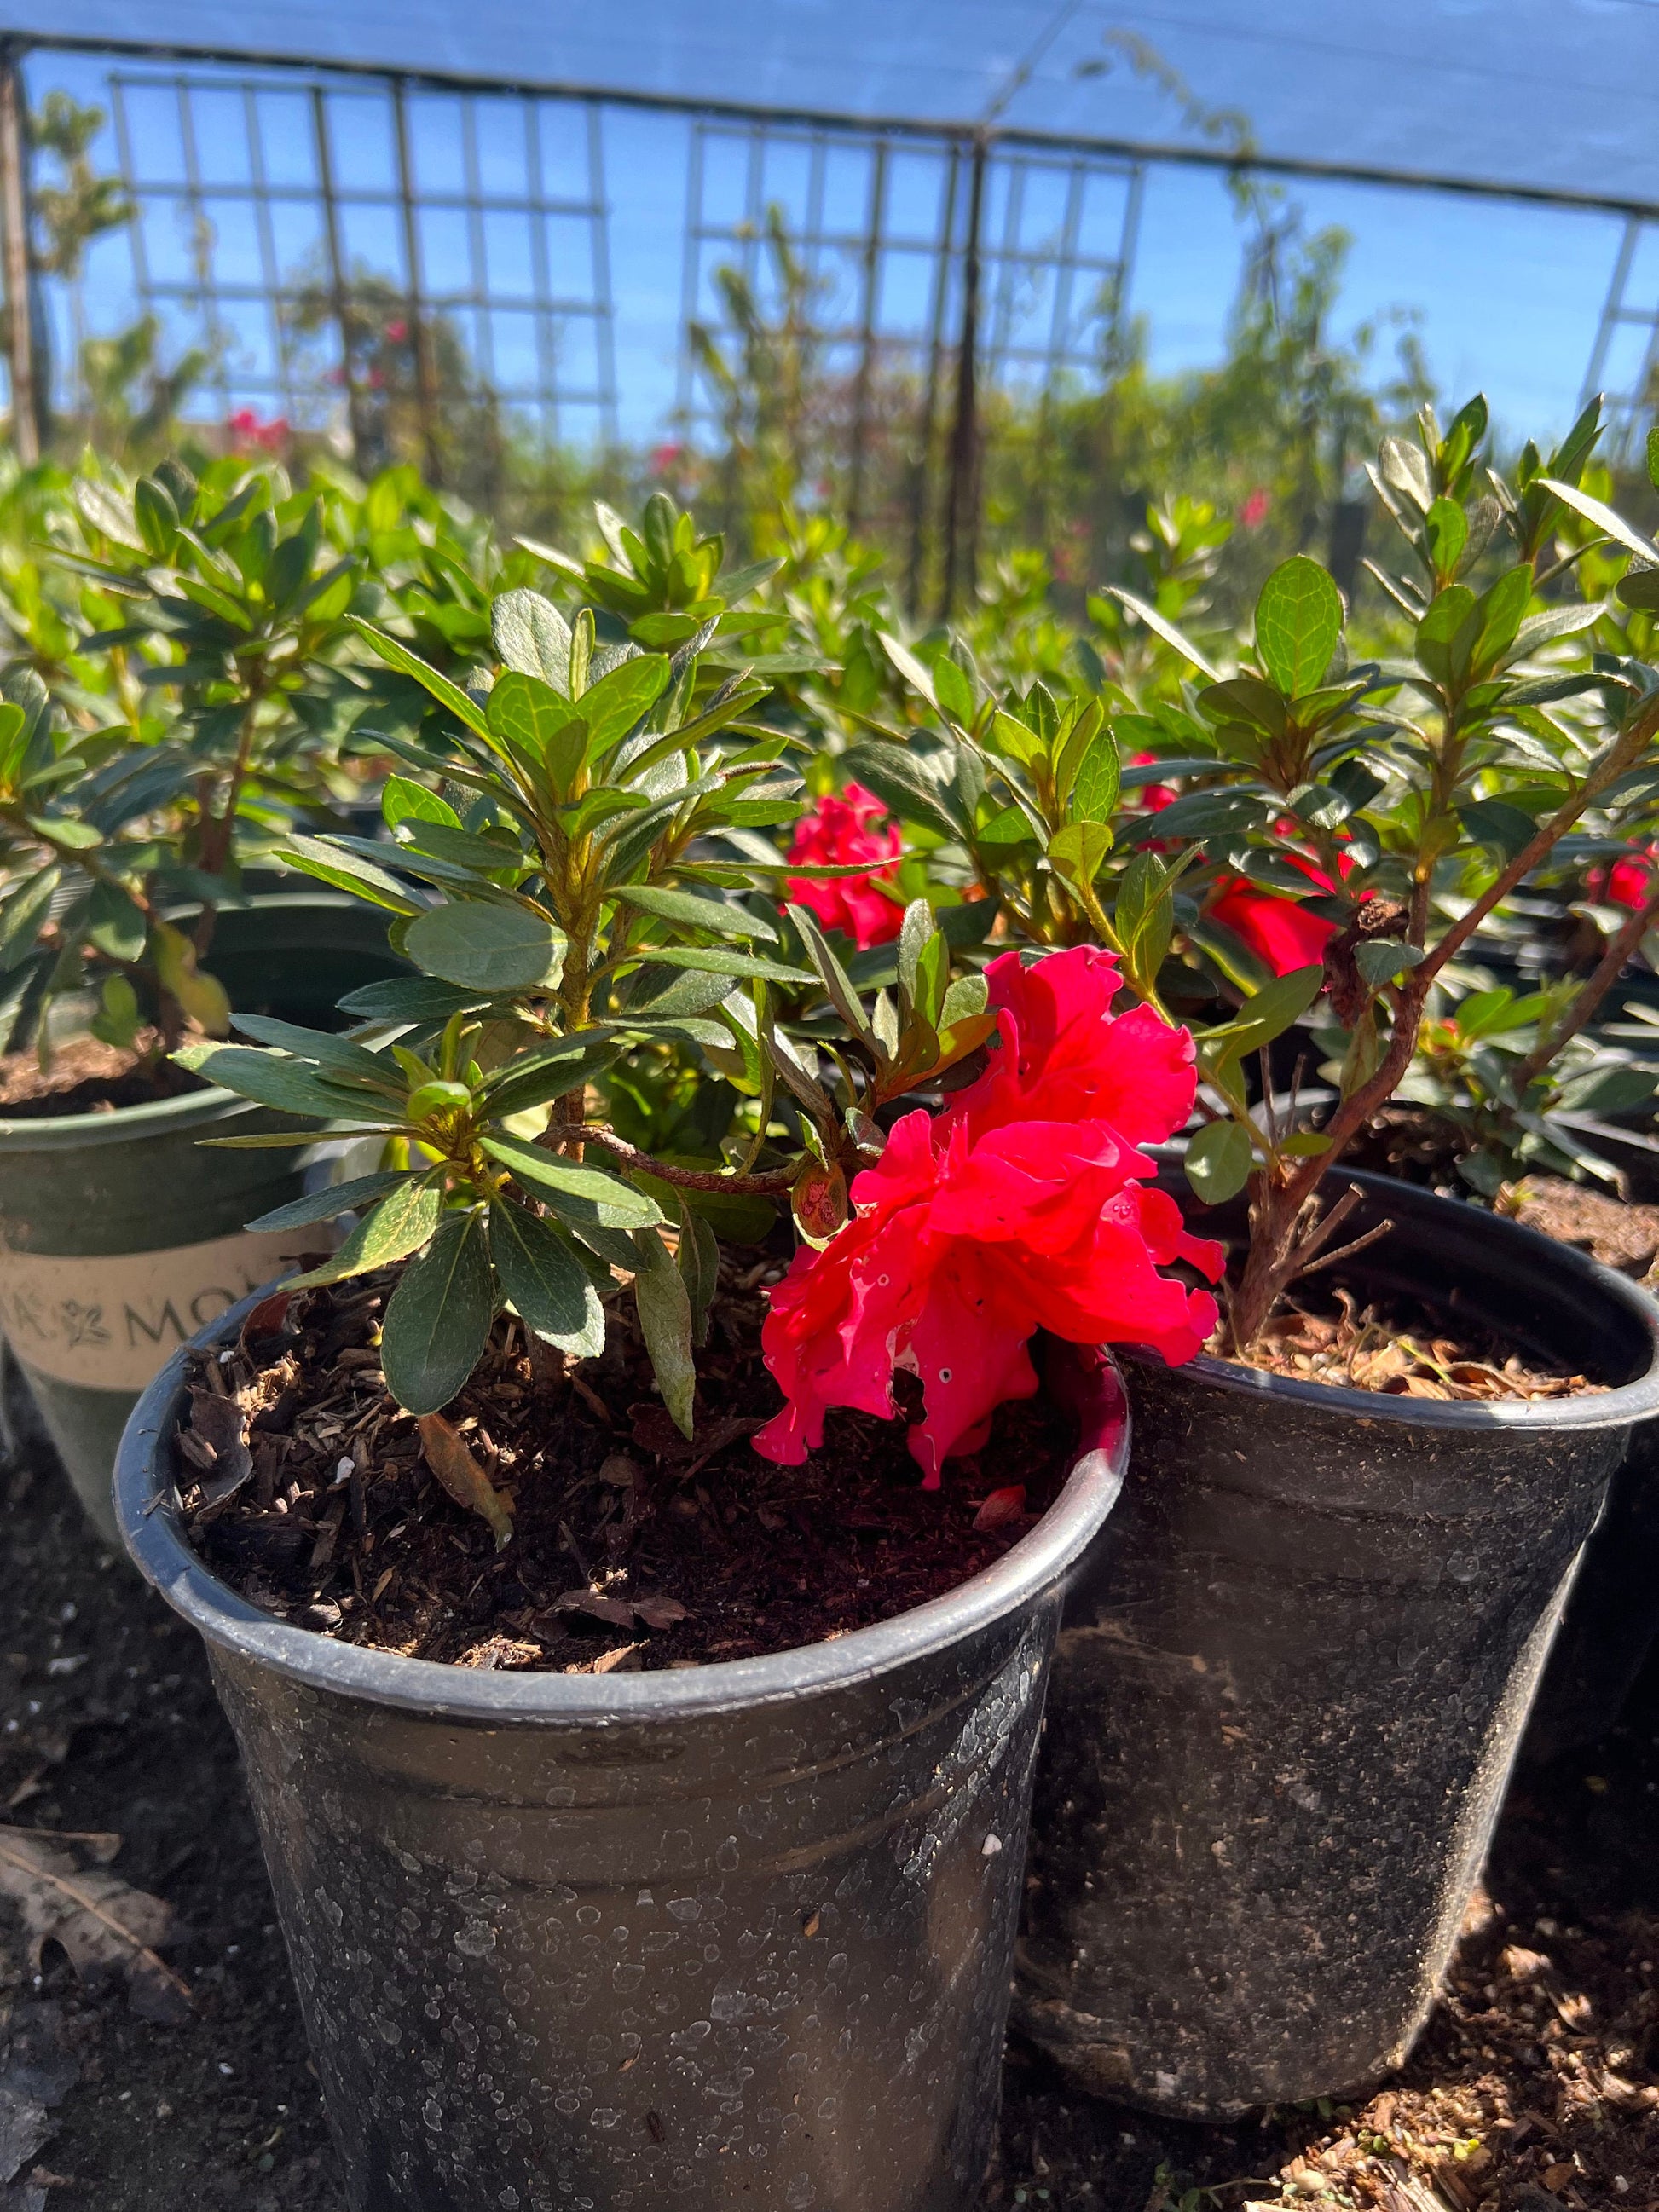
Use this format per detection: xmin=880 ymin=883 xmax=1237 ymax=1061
xmin=2 ymin=1370 xmax=1656 ymax=2210
xmin=173 ymin=1270 xmax=1072 ymax=1672
xmin=1229 ymin=1291 xmax=1603 ymax=1401
xmin=0 ymin=1037 xmax=199 ymax=1121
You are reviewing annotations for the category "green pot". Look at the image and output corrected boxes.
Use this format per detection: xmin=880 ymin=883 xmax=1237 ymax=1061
xmin=0 ymin=893 xmax=403 ymax=1541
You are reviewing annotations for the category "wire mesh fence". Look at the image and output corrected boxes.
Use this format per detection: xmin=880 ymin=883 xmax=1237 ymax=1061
xmin=9 ymin=33 xmax=1659 ymax=604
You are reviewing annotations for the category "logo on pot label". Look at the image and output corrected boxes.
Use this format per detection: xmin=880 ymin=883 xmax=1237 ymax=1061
xmin=0 ymin=1228 xmax=332 ymax=1391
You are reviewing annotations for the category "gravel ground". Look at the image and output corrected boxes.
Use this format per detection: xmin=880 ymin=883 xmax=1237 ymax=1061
xmin=2 ymin=1423 xmax=1656 ymax=2212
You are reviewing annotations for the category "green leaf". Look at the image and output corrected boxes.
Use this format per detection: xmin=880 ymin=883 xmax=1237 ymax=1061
xmin=675 ymin=1195 xmax=720 ymax=1349
xmin=933 ymin=655 xmax=975 ymax=725
xmin=610 ymin=883 xmax=777 ymax=942
xmin=244 ymin=1170 xmax=416 ymax=1235
xmin=480 ymin=1133 xmax=666 ymax=1227
xmin=346 ymin=617 xmax=496 ymax=745
xmin=1352 ymin=941 xmax=1426 ymax=990
xmin=1185 ymin=1119 xmax=1254 ymax=1204
xmin=133 ymin=475 xmax=178 ymax=558
xmin=1069 ymin=730 xmax=1122 ymax=824
xmin=488 ymin=1197 xmax=593 ymax=1337
xmin=1536 ymin=477 xmax=1659 ymax=564
xmin=491 ymin=587 xmax=572 ymax=691
xmin=1414 ymin=585 xmax=1477 ymax=687
xmin=175 ymin=1044 xmax=390 ymax=1123
xmin=1049 ymin=820 xmax=1114 ymax=887
xmin=1102 ymin=587 xmax=1223 ymax=682
xmin=1201 ymin=966 xmax=1327 ymax=1072
xmin=282 ymin=834 xmax=422 ymax=917
xmin=382 ymin=775 xmax=460 ymax=831
xmin=630 ymin=1226 xmax=696 ymax=1438
xmin=283 ymin=1178 xmax=442 ymax=1288
xmin=1468 ymin=566 xmax=1534 ymax=676
xmin=379 ymin=1208 xmax=496 ymax=1416
xmin=877 ymin=631 xmax=938 ymax=707
xmin=1255 ymin=556 xmax=1343 ymax=697
xmin=337 ymin=975 xmax=485 ymax=1023
xmin=487 ymin=669 xmax=586 ymax=795
xmin=1456 ymin=799 xmax=1539 ymax=862
xmin=227 ymin=1014 xmax=405 ymax=1092
xmin=618 ymin=944 xmax=813 ymax=985
xmin=841 ymin=743 xmax=962 ymax=840
xmin=577 ymin=654 xmax=672 ymax=761
xmin=85 ymin=878 xmax=147 ymax=964
xmin=404 ymin=901 xmax=565 ymax=991
xmin=1423 ymin=497 xmax=1468 ymax=578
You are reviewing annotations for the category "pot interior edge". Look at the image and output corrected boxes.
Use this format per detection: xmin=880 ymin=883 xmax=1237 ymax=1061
xmin=116 ymin=1292 xmax=1130 ymax=1728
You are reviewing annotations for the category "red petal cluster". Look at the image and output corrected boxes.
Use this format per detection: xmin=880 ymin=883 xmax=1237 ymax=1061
xmin=785 ymin=783 xmax=904 ymax=948
xmin=754 ymin=945 xmax=1224 ymax=1481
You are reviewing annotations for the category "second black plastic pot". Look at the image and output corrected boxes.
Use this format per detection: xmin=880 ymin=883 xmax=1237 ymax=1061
xmin=118 ymin=1300 xmax=1130 ymax=2212
xmin=1015 ymin=1170 xmax=1659 ymax=2119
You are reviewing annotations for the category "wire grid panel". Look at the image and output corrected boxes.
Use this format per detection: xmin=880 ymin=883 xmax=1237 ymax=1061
xmin=66 ymin=65 xmax=618 ymax=442
xmin=1584 ymin=214 xmax=1659 ymax=461
xmin=677 ymin=118 xmax=1143 ymax=439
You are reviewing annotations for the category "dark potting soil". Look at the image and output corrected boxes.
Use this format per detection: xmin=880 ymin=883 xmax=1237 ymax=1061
xmin=0 ymin=1036 xmax=202 ymax=1121
xmin=4 ymin=1362 xmax=1659 ymax=2212
xmin=171 ymin=1266 xmax=1073 ymax=1674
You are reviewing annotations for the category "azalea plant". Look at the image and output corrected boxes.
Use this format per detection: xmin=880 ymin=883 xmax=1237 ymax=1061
xmin=0 ymin=451 xmax=393 ymax=1055
xmin=175 ymin=493 xmax=1219 ymax=1518
xmin=850 ymin=395 xmax=1659 ymax=1352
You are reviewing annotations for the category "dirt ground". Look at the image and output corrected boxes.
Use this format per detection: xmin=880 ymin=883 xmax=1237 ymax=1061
xmin=2 ymin=1424 xmax=1656 ymax=2212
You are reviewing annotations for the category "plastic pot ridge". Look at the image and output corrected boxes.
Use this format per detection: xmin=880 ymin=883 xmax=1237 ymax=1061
xmin=1016 ymin=1169 xmax=1659 ymax=2119
xmin=118 ymin=1299 xmax=1130 ymax=2212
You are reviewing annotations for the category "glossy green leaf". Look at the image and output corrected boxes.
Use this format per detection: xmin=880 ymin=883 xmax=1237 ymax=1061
xmin=1255 ymin=556 xmax=1343 ymax=697
xmin=282 ymin=834 xmax=423 ymax=917
xmin=347 ymin=617 xmax=496 ymax=744
xmin=630 ymin=1226 xmax=696 ymax=1438
xmin=245 ymin=1170 xmax=416 ymax=1235
xmin=492 ymin=587 xmax=572 ymax=691
xmin=383 ymin=776 xmax=460 ymax=831
xmin=379 ymin=1208 xmax=495 ymax=1415
xmin=610 ymin=882 xmax=778 ymax=942
xmin=228 ymin=1014 xmax=405 ymax=1091
xmin=1185 ymin=1118 xmax=1254 ymax=1204
xmin=488 ymin=1196 xmax=594 ymax=1337
xmin=1069 ymin=730 xmax=1122 ymax=824
xmin=481 ymin=1133 xmax=666 ymax=1226
xmin=404 ymin=900 xmax=565 ymax=990
xmin=282 ymin=1177 xmax=442 ymax=1288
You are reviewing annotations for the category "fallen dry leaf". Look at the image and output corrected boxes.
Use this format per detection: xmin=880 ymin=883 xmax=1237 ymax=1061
xmin=631 ymin=1593 xmax=689 ymax=1630
xmin=417 ymin=1412 xmax=514 ymax=1551
xmin=973 ymin=1485 xmax=1026 ymax=1533
xmin=0 ymin=1827 xmax=190 ymax=2024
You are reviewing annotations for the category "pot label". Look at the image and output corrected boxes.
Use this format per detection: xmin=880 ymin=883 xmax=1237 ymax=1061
xmin=0 ymin=1228 xmax=332 ymax=1391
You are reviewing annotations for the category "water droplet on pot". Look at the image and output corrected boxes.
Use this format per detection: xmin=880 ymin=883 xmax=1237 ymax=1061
xmin=454 ymin=1921 xmax=496 ymax=1957
xmin=982 ymin=1834 xmax=1003 ymax=1857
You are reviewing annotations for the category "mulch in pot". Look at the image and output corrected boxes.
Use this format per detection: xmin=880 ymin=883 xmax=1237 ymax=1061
xmin=172 ymin=1263 xmax=1073 ymax=1673
xmin=0 ymin=1035 xmax=203 ymax=1121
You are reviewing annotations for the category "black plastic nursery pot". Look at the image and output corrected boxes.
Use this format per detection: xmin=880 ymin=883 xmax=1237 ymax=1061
xmin=0 ymin=893 xmax=403 ymax=1541
xmin=1015 ymin=1168 xmax=1659 ymax=2121
xmin=116 ymin=1299 xmax=1130 ymax=2212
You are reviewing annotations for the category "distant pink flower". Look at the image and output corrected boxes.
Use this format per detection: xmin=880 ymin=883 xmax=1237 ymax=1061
xmin=384 ymin=318 xmax=408 ymax=343
xmin=1239 ymin=488 xmax=1271 ymax=531
xmin=227 ymin=407 xmax=288 ymax=453
xmin=650 ymin=442 xmax=686 ymax=477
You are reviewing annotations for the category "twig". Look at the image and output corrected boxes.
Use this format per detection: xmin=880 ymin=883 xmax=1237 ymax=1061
xmin=551 ymin=1123 xmax=798 ymax=1194
xmin=1296 ymin=1217 xmax=1396 ymax=1279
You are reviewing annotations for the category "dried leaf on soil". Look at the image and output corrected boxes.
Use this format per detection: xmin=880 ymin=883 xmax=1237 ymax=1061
xmin=416 ymin=1412 xmax=514 ymax=1550
xmin=0 ymin=1828 xmax=191 ymax=2024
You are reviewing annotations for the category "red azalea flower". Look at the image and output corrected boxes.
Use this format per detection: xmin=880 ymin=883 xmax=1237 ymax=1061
xmin=785 ymin=783 xmax=904 ymax=948
xmin=1208 ymin=846 xmax=1351 ymax=977
xmin=753 ymin=945 xmax=1223 ymax=1480
xmin=1594 ymin=846 xmax=1657 ymax=908
xmin=1130 ymin=748 xmax=1178 ymax=815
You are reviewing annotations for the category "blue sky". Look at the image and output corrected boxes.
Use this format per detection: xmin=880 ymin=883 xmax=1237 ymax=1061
xmin=24 ymin=32 xmax=1648 ymax=458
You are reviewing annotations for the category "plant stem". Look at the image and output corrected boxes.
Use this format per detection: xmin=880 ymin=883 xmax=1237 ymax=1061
xmin=553 ymin=1123 xmax=798 ymax=1194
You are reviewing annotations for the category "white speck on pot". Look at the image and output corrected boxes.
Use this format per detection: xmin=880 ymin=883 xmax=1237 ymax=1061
xmin=982 ymin=1834 xmax=1003 ymax=1857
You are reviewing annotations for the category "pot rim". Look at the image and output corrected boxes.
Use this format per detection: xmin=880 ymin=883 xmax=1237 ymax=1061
xmin=115 ymin=1289 xmax=1130 ymax=1724
xmin=1134 ymin=1166 xmax=1659 ymax=1433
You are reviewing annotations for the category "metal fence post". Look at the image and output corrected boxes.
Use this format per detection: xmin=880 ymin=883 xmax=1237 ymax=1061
xmin=0 ymin=43 xmax=38 ymax=466
xmin=846 ymin=136 xmax=887 ymax=531
xmin=940 ymin=130 xmax=986 ymax=619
